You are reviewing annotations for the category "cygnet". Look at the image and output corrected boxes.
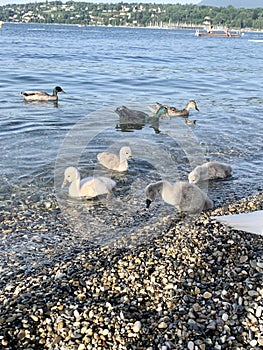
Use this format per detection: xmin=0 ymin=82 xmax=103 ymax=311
xmin=62 ymin=166 xmax=116 ymax=198
xmin=145 ymin=180 xmax=213 ymax=214
xmin=188 ymin=161 xmax=232 ymax=184
xmin=97 ymin=146 xmax=132 ymax=172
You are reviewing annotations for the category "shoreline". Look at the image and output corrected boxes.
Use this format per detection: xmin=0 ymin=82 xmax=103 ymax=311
xmin=3 ymin=21 xmax=263 ymax=33
xmin=0 ymin=188 xmax=262 ymax=349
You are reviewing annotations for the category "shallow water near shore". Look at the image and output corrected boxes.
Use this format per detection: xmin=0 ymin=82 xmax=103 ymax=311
xmin=1 ymin=23 xmax=263 ymax=247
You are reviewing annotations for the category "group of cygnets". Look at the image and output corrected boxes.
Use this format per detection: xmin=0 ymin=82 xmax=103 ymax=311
xmin=19 ymin=87 xmax=230 ymax=214
xmin=61 ymin=146 xmax=133 ymax=198
xmin=145 ymin=160 xmax=232 ymax=214
xmin=21 ymin=87 xmax=257 ymax=231
xmin=62 ymin=142 xmax=232 ymax=214
xmin=19 ymin=87 xmax=232 ymax=214
xmin=60 ymin=98 xmax=232 ymax=214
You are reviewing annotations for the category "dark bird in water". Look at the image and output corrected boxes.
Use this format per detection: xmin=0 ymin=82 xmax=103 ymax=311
xmin=21 ymin=86 xmax=65 ymax=102
xmin=115 ymin=105 xmax=167 ymax=133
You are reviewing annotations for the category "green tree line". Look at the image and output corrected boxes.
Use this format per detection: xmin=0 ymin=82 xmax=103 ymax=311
xmin=0 ymin=1 xmax=263 ymax=30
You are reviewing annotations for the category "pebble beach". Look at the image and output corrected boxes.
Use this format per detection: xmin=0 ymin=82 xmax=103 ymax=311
xmin=1 ymin=187 xmax=262 ymax=350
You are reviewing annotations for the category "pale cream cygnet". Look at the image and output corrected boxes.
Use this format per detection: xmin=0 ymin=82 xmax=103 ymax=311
xmin=97 ymin=146 xmax=132 ymax=172
xmin=188 ymin=161 xmax=232 ymax=184
xmin=145 ymin=180 xmax=213 ymax=214
xmin=62 ymin=166 xmax=116 ymax=198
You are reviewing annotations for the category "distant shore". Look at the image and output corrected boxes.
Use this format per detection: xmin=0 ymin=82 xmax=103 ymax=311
xmin=2 ymin=21 xmax=263 ymax=33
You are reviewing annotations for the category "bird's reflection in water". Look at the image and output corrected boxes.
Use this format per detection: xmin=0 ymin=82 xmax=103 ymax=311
xmin=23 ymin=100 xmax=59 ymax=108
xmin=115 ymin=122 xmax=145 ymax=132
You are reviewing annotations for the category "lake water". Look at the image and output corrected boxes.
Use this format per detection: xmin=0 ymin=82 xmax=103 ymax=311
xmin=0 ymin=23 xmax=263 ymax=244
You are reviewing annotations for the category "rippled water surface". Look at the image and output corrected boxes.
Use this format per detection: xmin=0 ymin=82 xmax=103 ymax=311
xmin=1 ymin=23 xmax=263 ymax=241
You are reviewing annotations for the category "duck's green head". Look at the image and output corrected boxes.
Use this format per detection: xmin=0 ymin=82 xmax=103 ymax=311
xmin=154 ymin=105 xmax=167 ymax=118
xmin=54 ymin=86 xmax=65 ymax=94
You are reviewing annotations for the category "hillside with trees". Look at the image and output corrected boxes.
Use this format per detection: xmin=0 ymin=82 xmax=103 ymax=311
xmin=0 ymin=1 xmax=263 ymax=30
xmin=198 ymin=0 xmax=263 ymax=9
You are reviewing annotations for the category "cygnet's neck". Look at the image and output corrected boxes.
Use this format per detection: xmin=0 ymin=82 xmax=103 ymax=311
xmin=157 ymin=180 xmax=168 ymax=192
xmin=119 ymin=150 xmax=129 ymax=171
xmin=161 ymin=181 xmax=176 ymax=205
xmin=69 ymin=174 xmax=81 ymax=197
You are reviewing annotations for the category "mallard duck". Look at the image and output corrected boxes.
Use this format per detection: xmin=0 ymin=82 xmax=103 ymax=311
xmin=21 ymin=86 xmax=65 ymax=101
xmin=150 ymin=100 xmax=199 ymax=118
xmin=212 ymin=210 xmax=263 ymax=235
xmin=115 ymin=106 xmax=167 ymax=134
xmin=115 ymin=106 xmax=148 ymax=124
xmin=145 ymin=180 xmax=213 ymax=214
xmin=62 ymin=166 xmax=116 ymax=198
xmin=97 ymin=146 xmax=132 ymax=172
xmin=167 ymin=100 xmax=199 ymax=117
xmin=188 ymin=161 xmax=232 ymax=184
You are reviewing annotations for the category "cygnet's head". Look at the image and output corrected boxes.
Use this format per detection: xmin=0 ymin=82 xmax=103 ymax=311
xmin=188 ymin=167 xmax=201 ymax=184
xmin=62 ymin=166 xmax=79 ymax=188
xmin=121 ymin=146 xmax=133 ymax=160
xmin=145 ymin=182 xmax=162 ymax=208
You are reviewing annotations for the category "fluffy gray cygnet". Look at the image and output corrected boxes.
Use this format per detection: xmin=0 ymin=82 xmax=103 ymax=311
xmin=145 ymin=180 xmax=213 ymax=214
xmin=188 ymin=161 xmax=232 ymax=184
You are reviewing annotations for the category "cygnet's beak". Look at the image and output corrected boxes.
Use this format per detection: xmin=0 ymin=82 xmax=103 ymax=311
xmin=195 ymin=106 xmax=199 ymax=112
xmin=61 ymin=178 xmax=68 ymax=188
xmin=146 ymin=199 xmax=152 ymax=208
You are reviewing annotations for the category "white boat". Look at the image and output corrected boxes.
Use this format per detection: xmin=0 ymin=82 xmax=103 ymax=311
xmin=212 ymin=210 xmax=263 ymax=236
xmin=195 ymin=29 xmax=241 ymax=38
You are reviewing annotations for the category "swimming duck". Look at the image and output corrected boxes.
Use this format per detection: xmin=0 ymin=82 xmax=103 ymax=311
xmin=212 ymin=210 xmax=263 ymax=236
xmin=145 ymin=180 xmax=213 ymax=214
xmin=115 ymin=106 xmax=148 ymax=124
xmin=62 ymin=166 xmax=116 ymax=198
xmin=115 ymin=106 xmax=166 ymax=133
xmin=97 ymin=146 xmax=132 ymax=172
xmin=21 ymin=86 xmax=65 ymax=102
xmin=150 ymin=100 xmax=199 ymax=118
xmin=115 ymin=105 xmax=167 ymax=123
xmin=188 ymin=161 xmax=232 ymax=184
